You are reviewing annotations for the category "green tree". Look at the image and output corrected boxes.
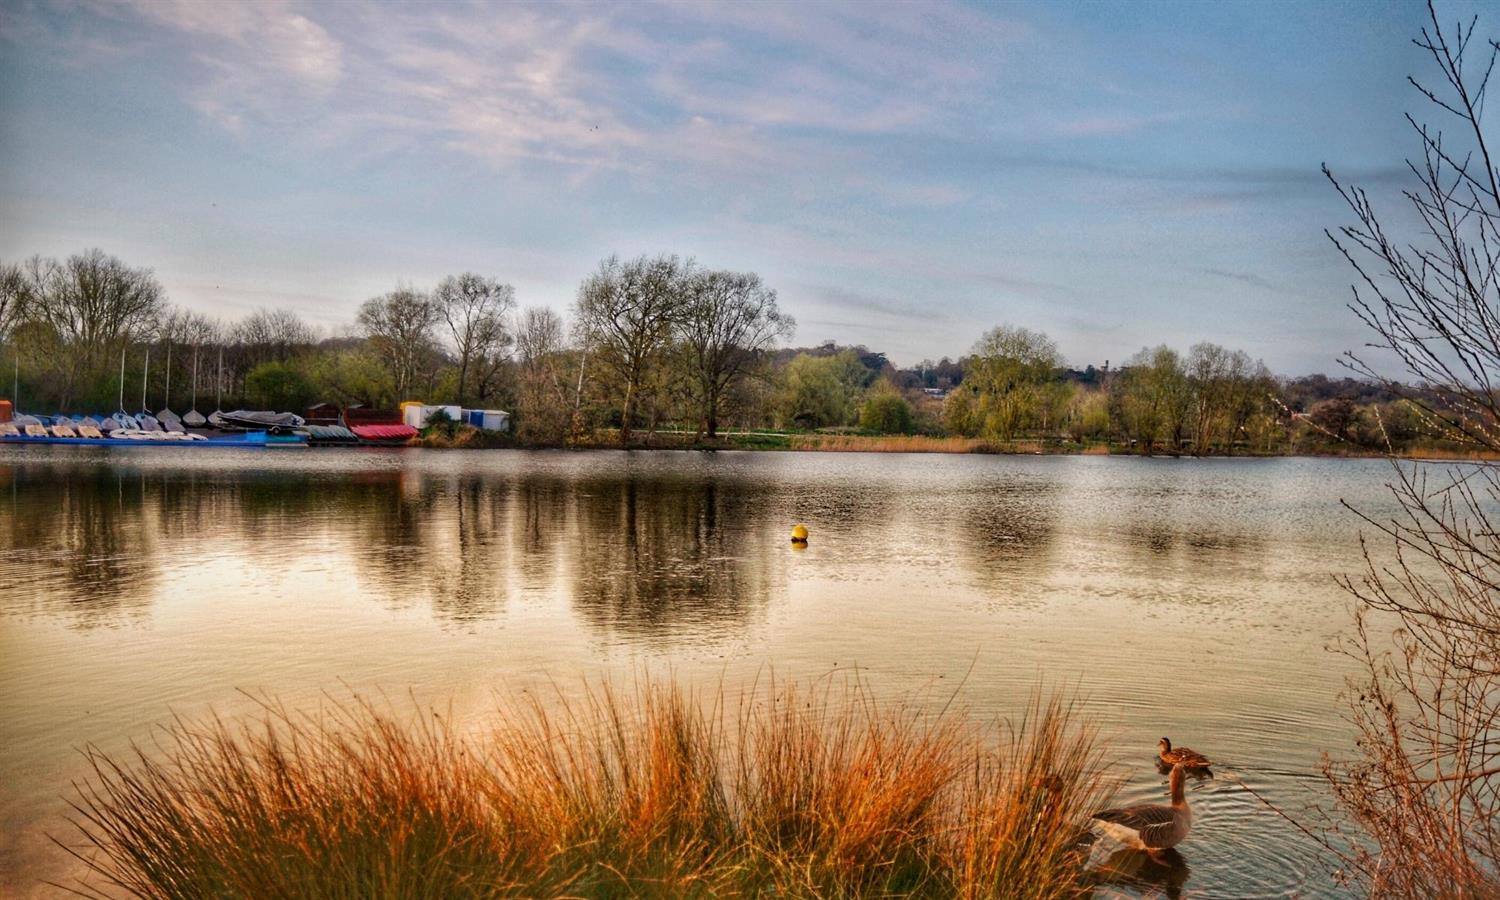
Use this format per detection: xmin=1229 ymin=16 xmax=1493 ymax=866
xmin=942 ymin=388 xmax=977 ymax=437
xmin=778 ymin=351 xmax=866 ymax=429
xmin=1063 ymin=386 xmax=1111 ymax=443
xmin=1113 ymin=345 xmax=1189 ymax=454
xmin=962 ymin=325 xmax=1062 ymax=440
xmin=859 ymin=384 xmax=914 ymax=434
xmin=244 ymin=361 xmax=313 ymax=411
xmin=303 ymin=346 xmax=393 ymax=407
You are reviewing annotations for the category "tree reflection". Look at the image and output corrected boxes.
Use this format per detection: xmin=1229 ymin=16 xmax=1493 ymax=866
xmin=0 ymin=463 xmax=156 ymax=627
xmin=567 ymin=475 xmax=782 ymax=642
xmin=949 ymin=479 xmax=1061 ymax=591
xmin=2 ymin=457 xmax=783 ymax=637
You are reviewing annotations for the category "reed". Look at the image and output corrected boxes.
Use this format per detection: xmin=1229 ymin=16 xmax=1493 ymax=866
xmin=59 ymin=680 xmax=1116 ymax=899
xmin=788 ymin=434 xmax=997 ymax=454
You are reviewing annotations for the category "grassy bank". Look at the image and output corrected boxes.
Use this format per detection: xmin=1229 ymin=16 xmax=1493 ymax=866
xmin=445 ymin=426 xmax=1498 ymax=459
xmin=63 ymin=680 xmax=1115 ymax=898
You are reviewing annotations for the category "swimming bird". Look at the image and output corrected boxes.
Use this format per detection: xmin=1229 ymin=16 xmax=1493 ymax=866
xmin=1091 ymin=763 xmax=1192 ymax=853
xmin=1157 ymin=737 xmax=1211 ymax=768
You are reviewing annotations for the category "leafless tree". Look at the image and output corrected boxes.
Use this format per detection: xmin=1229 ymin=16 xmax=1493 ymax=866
xmin=514 ymin=306 xmax=574 ymax=443
xmin=20 ymin=249 xmax=164 ymax=407
xmin=678 ymin=269 xmax=794 ymax=440
xmin=434 ymin=273 xmax=516 ymax=406
xmin=573 ymin=254 xmax=688 ymax=445
xmin=233 ymin=308 xmax=315 ymax=368
xmin=1322 ymin=3 xmax=1500 ymax=894
xmin=0 ymin=261 xmax=27 ymax=344
xmin=358 ymin=285 xmax=441 ymax=402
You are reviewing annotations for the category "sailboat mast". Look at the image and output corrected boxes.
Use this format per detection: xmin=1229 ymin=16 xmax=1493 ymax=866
xmin=164 ymin=342 xmax=171 ymax=410
xmin=191 ymin=347 xmax=198 ymax=409
xmin=119 ymin=347 xmax=126 ymax=411
xmin=141 ymin=349 xmax=149 ymax=412
xmin=216 ymin=348 xmax=223 ymax=410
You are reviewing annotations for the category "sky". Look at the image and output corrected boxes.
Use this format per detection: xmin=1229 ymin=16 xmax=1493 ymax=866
xmin=0 ymin=0 xmax=1482 ymax=373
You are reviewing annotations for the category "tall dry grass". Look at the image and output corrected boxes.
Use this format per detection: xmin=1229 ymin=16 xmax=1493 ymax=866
xmin=59 ymin=680 xmax=1115 ymax=899
xmin=789 ymin=435 xmax=1000 ymax=454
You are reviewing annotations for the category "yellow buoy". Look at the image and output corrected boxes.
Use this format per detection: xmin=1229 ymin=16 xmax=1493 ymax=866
xmin=791 ymin=524 xmax=809 ymax=543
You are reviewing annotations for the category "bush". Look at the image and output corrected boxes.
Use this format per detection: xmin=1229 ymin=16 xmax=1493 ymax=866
xmin=860 ymin=387 xmax=914 ymax=434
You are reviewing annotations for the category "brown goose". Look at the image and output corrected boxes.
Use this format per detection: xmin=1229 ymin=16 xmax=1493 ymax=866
xmin=1091 ymin=763 xmax=1192 ymax=852
xmin=1157 ymin=737 xmax=1211 ymax=768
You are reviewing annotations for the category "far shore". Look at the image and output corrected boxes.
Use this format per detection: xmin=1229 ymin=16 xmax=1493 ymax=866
xmin=410 ymin=427 xmax=1498 ymax=461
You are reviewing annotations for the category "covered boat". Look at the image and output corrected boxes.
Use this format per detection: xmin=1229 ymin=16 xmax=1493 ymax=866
xmin=0 ymin=428 xmax=304 ymax=447
xmin=349 ymin=424 xmax=417 ymax=442
xmin=209 ymin=410 xmax=306 ymax=433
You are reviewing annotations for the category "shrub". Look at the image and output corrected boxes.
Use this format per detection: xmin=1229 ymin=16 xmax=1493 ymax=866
xmin=64 ymin=680 xmax=1115 ymax=899
xmin=859 ymin=386 xmax=915 ymax=434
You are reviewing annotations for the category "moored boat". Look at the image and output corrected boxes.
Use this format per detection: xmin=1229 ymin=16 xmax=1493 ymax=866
xmin=0 ymin=428 xmax=304 ymax=448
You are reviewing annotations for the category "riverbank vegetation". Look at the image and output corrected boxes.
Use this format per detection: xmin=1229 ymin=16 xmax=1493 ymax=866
xmin=0 ymin=250 xmax=1471 ymax=457
xmin=63 ymin=681 xmax=1114 ymax=899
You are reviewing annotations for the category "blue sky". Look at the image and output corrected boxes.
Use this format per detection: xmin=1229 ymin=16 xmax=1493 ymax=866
xmin=0 ymin=0 xmax=1477 ymax=372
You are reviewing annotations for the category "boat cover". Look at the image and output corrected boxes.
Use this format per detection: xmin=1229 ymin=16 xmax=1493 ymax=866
xmin=350 ymin=424 xmax=417 ymax=441
xmin=305 ymin=424 xmax=359 ymax=442
xmin=211 ymin=410 xmax=306 ymax=432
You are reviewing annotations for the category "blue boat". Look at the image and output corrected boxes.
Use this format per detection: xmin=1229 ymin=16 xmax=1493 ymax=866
xmin=0 ymin=430 xmax=307 ymax=448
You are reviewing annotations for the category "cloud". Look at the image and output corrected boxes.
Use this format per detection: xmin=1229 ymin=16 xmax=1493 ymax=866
xmin=1053 ymin=111 xmax=1186 ymax=137
xmin=1199 ymin=267 xmax=1280 ymax=291
xmin=797 ymin=283 xmax=949 ymax=323
xmin=15 ymin=0 xmax=1051 ymax=177
xmin=101 ymin=0 xmax=343 ymax=90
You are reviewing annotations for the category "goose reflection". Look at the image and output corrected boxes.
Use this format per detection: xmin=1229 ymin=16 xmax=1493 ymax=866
xmin=1090 ymin=846 xmax=1191 ymax=899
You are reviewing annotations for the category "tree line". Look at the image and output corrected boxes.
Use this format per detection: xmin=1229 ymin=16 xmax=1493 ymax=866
xmin=0 ymin=247 xmax=1428 ymax=453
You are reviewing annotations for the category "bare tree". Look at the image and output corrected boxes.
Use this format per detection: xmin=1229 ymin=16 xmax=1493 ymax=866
xmin=21 ymin=249 xmax=165 ymax=407
xmin=1322 ymin=3 xmax=1500 ymax=894
xmin=514 ymin=306 xmax=574 ymax=443
xmin=0 ymin=261 xmax=27 ymax=344
xmin=358 ymin=286 xmax=441 ymax=402
xmin=234 ymin=308 xmax=315 ymax=368
xmin=434 ymin=273 xmax=516 ymax=406
xmin=573 ymin=254 xmax=687 ymax=445
xmin=1188 ymin=342 xmax=1254 ymax=454
xmin=678 ymin=269 xmax=793 ymax=440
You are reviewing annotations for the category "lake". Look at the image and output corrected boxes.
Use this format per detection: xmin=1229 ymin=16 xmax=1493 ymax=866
xmin=0 ymin=447 xmax=1402 ymax=897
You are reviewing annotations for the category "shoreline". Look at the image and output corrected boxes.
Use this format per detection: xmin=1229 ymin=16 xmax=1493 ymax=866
xmin=410 ymin=428 xmax=1499 ymax=461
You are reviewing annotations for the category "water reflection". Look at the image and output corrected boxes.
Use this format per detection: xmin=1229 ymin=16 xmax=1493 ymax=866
xmin=0 ymin=458 xmax=791 ymax=637
xmin=1 ymin=464 xmax=157 ymax=626
xmin=568 ymin=477 xmax=782 ymax=640
xmin=0 ymin=453 xmax=1335 ymax=635
xmin=1090 ymin=847 xmax=1192 ymax=899
xmin=950 ymin=479 xmax=1060 ymax=589
xmin=0 ymin=450 xmax=1399 ymax=897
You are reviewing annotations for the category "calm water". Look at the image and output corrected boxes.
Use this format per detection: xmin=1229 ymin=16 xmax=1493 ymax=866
xmin=0 ymin=447 xmax=1403 ymax=897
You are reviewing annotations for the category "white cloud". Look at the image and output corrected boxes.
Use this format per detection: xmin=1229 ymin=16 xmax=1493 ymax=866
xmin=102 ymin=0 xmax=343 ymax=90
xmin=30 ymin=0 xmax=1060 ymax=178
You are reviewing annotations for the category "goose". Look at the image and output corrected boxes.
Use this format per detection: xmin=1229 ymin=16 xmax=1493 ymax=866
xmin=1092 ymin=763 xmax=1192 ymax=853
xmin=1157 ymin=737 xmax=1211 ymax=769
